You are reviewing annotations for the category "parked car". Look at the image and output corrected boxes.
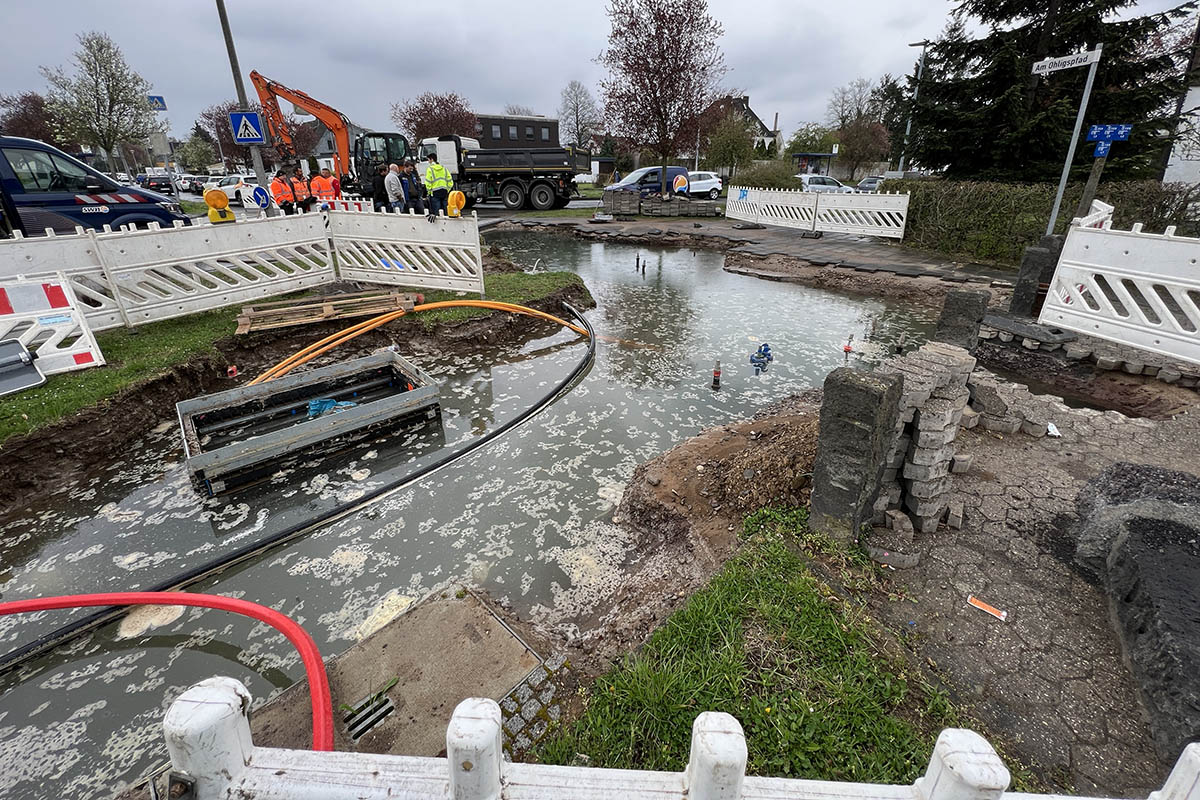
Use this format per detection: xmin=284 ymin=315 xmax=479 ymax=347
xmin=0 ymin=135 xmax=188 ymax=236
xmin=187 ymin=176 xmax=211 ymax=193
xmin=144 ymin=174 xmax=175 ymax=195
xmin=793 ymin=174 xmax=854 ymax=194
xmin=114 ymin=172 xmax=132 ymax=184
xmin=687 ymin=171 xmax=723 ymax=199
xmin=604 ymin=165 xmax=690 ymax=198
xmin=174 ymin=174 xmax=196 ymax=192
xmin=210 ymin=174 xmax=263 ymax=206
xmin=856 ymin=176 xmax=885 ymax=193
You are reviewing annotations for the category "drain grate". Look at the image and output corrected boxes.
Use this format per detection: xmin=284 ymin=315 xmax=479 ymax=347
xmin=343 ymin=692 xmax=396 ymax=741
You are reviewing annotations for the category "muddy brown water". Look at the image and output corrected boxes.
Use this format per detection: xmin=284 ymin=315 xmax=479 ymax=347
xmin=0 ymin=231 xmax=935 ymax=799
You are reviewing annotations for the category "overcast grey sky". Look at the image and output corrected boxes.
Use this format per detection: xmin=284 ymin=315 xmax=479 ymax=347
xmin=0 ymin=0 xmax=1187 ymax=142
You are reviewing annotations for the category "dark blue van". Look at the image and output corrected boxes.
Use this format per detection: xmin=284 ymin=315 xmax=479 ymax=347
xmin=0 ymin=136 xmax=190 ymax=236
xmin=603 ymin=165 xmax=690 ymax=198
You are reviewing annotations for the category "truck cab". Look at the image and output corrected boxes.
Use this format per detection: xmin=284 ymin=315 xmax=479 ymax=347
xmin=418 ymin=135 xmax=480 ymax=177
xmin=0 ymin=136 xmax=188 ymax=237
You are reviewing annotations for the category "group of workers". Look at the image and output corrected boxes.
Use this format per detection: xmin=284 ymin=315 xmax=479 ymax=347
xmin=373 ymin=153 xmax=454 ymax=221
xmin=268 ymin=166 xmax=340 ymax=216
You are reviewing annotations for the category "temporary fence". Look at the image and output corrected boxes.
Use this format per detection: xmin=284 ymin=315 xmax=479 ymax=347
xmin=162 ymin=675 xmax=1200 ymax=800
xmin=726 ymin=186 xmax=910 ymax=239
xmin=0 ymin=274 xmax=104 ymax=374
xmin=0 ymin=209 xmax=485 ymax=339
xmin=1039 ymin=221 xmax=1200 ymax=366
xmin=1075 ymin=198 xmax=1115 ymax=229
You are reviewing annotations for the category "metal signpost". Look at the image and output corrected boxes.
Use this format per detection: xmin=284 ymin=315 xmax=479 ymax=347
xmin=215 ymin=0 xmax=275 ymax=216
xmin=1037 ymin=44 xmax=1103 ymax=236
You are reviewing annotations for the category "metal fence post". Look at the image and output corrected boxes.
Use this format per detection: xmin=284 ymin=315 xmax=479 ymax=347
xmin=162 ymin=677 xmax=254 ymax=798
xmin=447 ymin=698 xmax=503 ymax=800
xmin=915 ymin=729 xmax=1010 ymax=800
xmin=86 ymin=228 xmax=135 ymax=329
xmin=685 ymin=712 xmax=747 ymax=800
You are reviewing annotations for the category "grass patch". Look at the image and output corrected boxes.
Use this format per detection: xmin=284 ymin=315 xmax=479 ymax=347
xmin=537 ymin=507 xmax=959 ymax=783
xmin=178 ymin=199 xmax=207 ymax=215
xmin=576 ymin=183 xmax=604 ymax=199
xmin=0 ymin=271 xmax=586 ymax=446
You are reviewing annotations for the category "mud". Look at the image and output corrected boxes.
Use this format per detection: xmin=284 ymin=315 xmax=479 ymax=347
xmin=0 ymin=280 xmax=592 ymax=514
xmin=496 ymin=220 xmax=744 ymax=253
xmin=724 ymin=252 xmax=1012 ymax=309
xmin=975 ymin=341 xmax=1199 ymax=420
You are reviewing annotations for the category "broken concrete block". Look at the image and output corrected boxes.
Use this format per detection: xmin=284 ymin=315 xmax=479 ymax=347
xmin=931 ymin=289 xmax=990 ymax=352
xmin=1064 ymin=345 xmax=1092 ymax=360
xmin=931 ymin=383 xmax=970 ymax=406
xmin=997 ymin=331 xmax=1014 ymax=342
xmin=886 ymin=508 xmax=914 ymax=536
xmin=1022 ymin=337 xmax=1040 ymax=350
xmin=1142 ymin=365 xmax=1160 ymax=377
xmin=1123 ymin=361 xmax=1145 ymax=375
xmin=960 ymin=407 xmax=980 ymax=429
xmin=980 ymin=414 xmax=1023 ymax=434
xmin=914 ymin=513 xmax=942 ymax=534
xmin=1095 ymin=356 xmax=1122 ymax=371
xmin=950 ymin=454 xmax=974 ymax=473
xmin=1020 ymin=418 xmax=1048 ymax=438
xmin=968 ymin=382 xmax=1008 ymax=417
xmin=947 ymin=501 xmax=964 ymax=529
xmin=1159 ymin=368 xmax=1181 ymax=384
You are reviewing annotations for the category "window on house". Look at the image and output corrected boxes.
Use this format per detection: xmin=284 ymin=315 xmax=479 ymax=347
xmin=491 ymin=124 xmax=501 ymax=139
xmin=508 ymin=125 xmax=518 ymax=140
xmin=541 ymin=127 xmax=549 ymax=141
xmin=475 ymin=122 xmax=483 ymax=134
xmin=525 ymin=126 xmax=533 ymax=139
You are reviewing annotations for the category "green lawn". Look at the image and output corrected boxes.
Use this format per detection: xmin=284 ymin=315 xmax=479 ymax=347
xmin=0 ymin=271 xmax=586 ymax=446
xmin=537 ymin=507 xmax=960 ymax=783
xmin=576 ymin=183 xmax=604 ymax=199
xmin=178 ymin=199 xmax=207 ymax=215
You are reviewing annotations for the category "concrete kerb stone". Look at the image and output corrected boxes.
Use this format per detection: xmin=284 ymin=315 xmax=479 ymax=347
xmin=932 ymin=289 xmax=991 ymax=352
xmin=810 ymin=367 xmax=903 ymax=543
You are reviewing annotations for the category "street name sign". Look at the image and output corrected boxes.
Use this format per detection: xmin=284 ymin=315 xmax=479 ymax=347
xmin=1032 ymin=48 xmax=1102 ymax=75
xmin=1094 ymin=140 xmax=1111 ymax=157
xmin=1087 ymin=124 xmax=1132 ymax=142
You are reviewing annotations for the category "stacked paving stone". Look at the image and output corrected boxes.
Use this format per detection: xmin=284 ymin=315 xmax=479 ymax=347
xmin=602 ymin=191 xmax=641 ymax=215
xmin=874 ymin=342 xmax=976 ymax=534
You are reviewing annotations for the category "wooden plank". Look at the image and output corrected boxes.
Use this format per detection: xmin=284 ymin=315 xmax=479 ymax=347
xmin=236 ymin=290 xmax=419 ymax=334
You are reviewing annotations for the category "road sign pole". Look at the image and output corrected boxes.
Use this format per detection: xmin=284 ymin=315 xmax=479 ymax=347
xmin=1074 ymin=154 xmax=1107 ymax=220
xmin=215 ymin=0 xmax=275 ymax=216
xmin=1046 ymin=42 xmax=1102 ymax=236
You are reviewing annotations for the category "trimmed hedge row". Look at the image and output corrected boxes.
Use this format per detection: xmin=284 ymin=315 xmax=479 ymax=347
xmin=730 ymin=163 xmax=1200 ymax=266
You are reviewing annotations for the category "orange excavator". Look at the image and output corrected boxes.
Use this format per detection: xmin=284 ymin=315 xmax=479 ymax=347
xmin=249 ymin=70 xmax=409 ymax=196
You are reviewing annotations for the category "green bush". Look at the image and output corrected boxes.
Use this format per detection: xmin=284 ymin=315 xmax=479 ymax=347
xmin=729 ymin=162 xmax=804 ymax=190
xmin=885 ymin=179 xmax=1200 ymax=266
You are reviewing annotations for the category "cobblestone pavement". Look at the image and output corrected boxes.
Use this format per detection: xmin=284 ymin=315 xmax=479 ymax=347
xmin=873 ymin=379 xmax=1200 ymax=796
xmin=499 ymin=652 xmax=570 ymax=759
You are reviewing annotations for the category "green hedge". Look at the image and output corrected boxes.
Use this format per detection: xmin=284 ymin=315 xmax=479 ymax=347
xmin=728 ymin=166 xmax=1200 ymax=266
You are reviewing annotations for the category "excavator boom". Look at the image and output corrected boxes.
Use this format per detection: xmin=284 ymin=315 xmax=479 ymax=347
xmin=249 ymin=70 xmax=353 ymax=179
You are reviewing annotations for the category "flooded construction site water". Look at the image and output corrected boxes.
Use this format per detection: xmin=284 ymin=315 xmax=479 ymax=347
xmin=0 ymin=231 xmax=935 ymax=799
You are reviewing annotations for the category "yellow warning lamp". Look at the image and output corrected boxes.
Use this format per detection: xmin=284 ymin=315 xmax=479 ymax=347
xmin=204 ymin=188 xmax=235 ymax=224
xmin=447 ymin=190 xmax=466 ymax=218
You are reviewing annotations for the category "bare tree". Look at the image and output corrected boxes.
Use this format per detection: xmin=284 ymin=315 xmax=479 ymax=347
xmin=40 ymin=32 xmax=159 ymax=171
xmin=826 ymin=78 xmax=875 ymax=130
xmin=390 ymin=92 xmax=477 ymax=144
xmin=835 ymin=117 xmax=890 ymax=180
xmin=558 ymin=80 xmax=600 ymax=147
xmin=599 ymin=0 xmax=726 ymax=195
xmin=504 ymin=103 xmax=535 ymax=116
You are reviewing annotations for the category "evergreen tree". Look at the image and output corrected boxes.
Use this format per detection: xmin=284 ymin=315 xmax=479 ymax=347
xmin=911 ymin=1 xmax=1195 ymax=181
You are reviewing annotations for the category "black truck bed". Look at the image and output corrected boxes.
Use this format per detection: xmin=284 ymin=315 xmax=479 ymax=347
xmin=463 ymin=146 xmax=590 ymax=176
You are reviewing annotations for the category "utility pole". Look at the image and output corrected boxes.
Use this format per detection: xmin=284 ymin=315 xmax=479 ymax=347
xmin=215 ymin=0 xmax=275 ymax=215
xmin=897 ymin=39 xmax=929 ymax=174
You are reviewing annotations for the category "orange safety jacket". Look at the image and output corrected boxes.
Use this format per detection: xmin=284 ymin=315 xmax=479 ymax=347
xmin=270 ymin=178 xmax=294 ymax=204
xmin=291 ymin=176 xmax=311 ymax=200
xmin=310 ymin=175 xmax=336 ymax=201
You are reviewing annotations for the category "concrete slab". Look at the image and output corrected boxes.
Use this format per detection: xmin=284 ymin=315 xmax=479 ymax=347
xmin=252 ymin=593 xmax=541 ymax=757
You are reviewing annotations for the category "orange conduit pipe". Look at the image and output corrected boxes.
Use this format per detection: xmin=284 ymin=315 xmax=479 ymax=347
xmin=250 ymin=300 xmax=589 ymax=385
xmin=0 ymin=592 xmax=334 ymax=751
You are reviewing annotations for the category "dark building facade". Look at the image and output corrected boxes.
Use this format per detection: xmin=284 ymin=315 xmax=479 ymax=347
xmin=474 ymin=114 xmax=560 ymax=149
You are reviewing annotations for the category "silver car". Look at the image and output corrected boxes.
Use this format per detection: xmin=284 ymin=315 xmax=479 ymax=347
xmin=794 ymin=174 xmax=854 ymax=193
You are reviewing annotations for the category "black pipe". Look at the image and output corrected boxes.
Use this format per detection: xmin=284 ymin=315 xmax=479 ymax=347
xmin=0 ymin=303 xmax=595 ymax=676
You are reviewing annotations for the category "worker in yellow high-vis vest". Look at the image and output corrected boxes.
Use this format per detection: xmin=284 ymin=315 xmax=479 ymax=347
xmin=423 ymin=153 xmax=453 ymax=221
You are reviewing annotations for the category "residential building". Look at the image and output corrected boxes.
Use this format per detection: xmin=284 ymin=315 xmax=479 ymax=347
xmin=705 ymin=95 xmax=782 ymax=152
xmin=475 ymin=114 xmax=559 ymax=149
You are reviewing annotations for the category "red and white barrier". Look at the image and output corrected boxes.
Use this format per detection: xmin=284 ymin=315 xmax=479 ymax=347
xmin=324 ymin=199 xmax=373 ymax=212
xmin=0 ymin=274 xmax=105 ymax=375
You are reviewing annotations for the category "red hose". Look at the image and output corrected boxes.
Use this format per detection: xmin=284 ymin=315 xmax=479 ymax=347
xmin=0 ymin=592 xmax=333 ymax=751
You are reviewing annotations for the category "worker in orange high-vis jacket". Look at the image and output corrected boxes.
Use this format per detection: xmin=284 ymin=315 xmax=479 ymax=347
xmin=269 ymin=170 xmax=296 ymax=215
xmin=310 ymin=168 xmax=337 ymax=204
xmin=291 ymin=168 xmax=315 ymax=213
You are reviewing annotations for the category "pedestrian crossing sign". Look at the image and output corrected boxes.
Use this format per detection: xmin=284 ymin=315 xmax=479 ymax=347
xmin=229 ymin=111 xmax=267 ymax=145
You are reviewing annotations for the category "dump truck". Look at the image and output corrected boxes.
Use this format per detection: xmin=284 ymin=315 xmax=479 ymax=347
xmin=417 ymin=135 xmax=591 ymax=210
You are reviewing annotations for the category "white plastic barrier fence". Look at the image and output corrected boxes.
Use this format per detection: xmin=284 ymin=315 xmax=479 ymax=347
xmin=328 ymin=208 xmax=485 ymax=295
xmin=726 ymin=186 xmax=910 ymax=239
xmin=0 ymin=274 xmax=104 ymax=374
xmin=1075 ymin=198 xmax=1114 ymax=229
xmin=1039 ymin=222 xmax=1200 ymax=366
xmin=0 ymin=210 xmax=485 ymax=334
xmin=161 ymin=676 xmax=1200 ymax=800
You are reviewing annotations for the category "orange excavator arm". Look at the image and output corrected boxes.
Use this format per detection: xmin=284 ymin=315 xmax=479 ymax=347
xmin=249 ymin=70 xmax=352 ymax=179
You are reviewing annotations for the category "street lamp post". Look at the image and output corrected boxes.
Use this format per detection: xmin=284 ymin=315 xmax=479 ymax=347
xmin=214 ymin=0 xmax=275 ymax=215
xmin=897 ymin=39 xmax=930 ymax=174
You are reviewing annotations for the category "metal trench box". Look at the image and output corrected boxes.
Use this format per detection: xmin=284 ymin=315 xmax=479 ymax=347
xmin=177 ymin=350 xmax=440 ymax=496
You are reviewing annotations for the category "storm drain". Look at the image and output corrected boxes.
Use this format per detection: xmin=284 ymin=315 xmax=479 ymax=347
xmin=343 ymin=691 xmax=396 ymax=741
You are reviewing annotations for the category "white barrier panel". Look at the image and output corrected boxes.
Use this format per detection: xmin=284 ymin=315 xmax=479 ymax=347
xmin=325 ymin=199 xmax=374 ymax=212
xmin=1075 ymin=199 xmax=1114 ymax=229
xmin=0 ymin=274 xmax=105 ymax=374
xmin=328 ymin=208 xmax=485 ymax=295
xmin=1039 ymin=223 xmax=1200 ymax=366
xmin=726 ymin=186 xmax=910 ymax=239
xmin=160 ymin=675 xmax=1199 ymax=800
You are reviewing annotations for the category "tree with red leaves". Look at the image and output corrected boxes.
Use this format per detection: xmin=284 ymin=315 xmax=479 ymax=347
xmin=598 ymin=0 xmax=726 ymax=195
xmin=0 ymin=92 xmax=77 ymax=151
xmin=389 ymin=92 xmax=477 ymax=144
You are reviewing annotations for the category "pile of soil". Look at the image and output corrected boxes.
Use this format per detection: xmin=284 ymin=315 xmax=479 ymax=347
xmin=0 ymin=280 xmax=593 ymax=514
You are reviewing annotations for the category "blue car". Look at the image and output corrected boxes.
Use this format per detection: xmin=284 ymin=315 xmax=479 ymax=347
xmin=604 ymin=165 xmax=691 ymax=198
xmin=0 ymin=136 xmax=189 ymax=237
